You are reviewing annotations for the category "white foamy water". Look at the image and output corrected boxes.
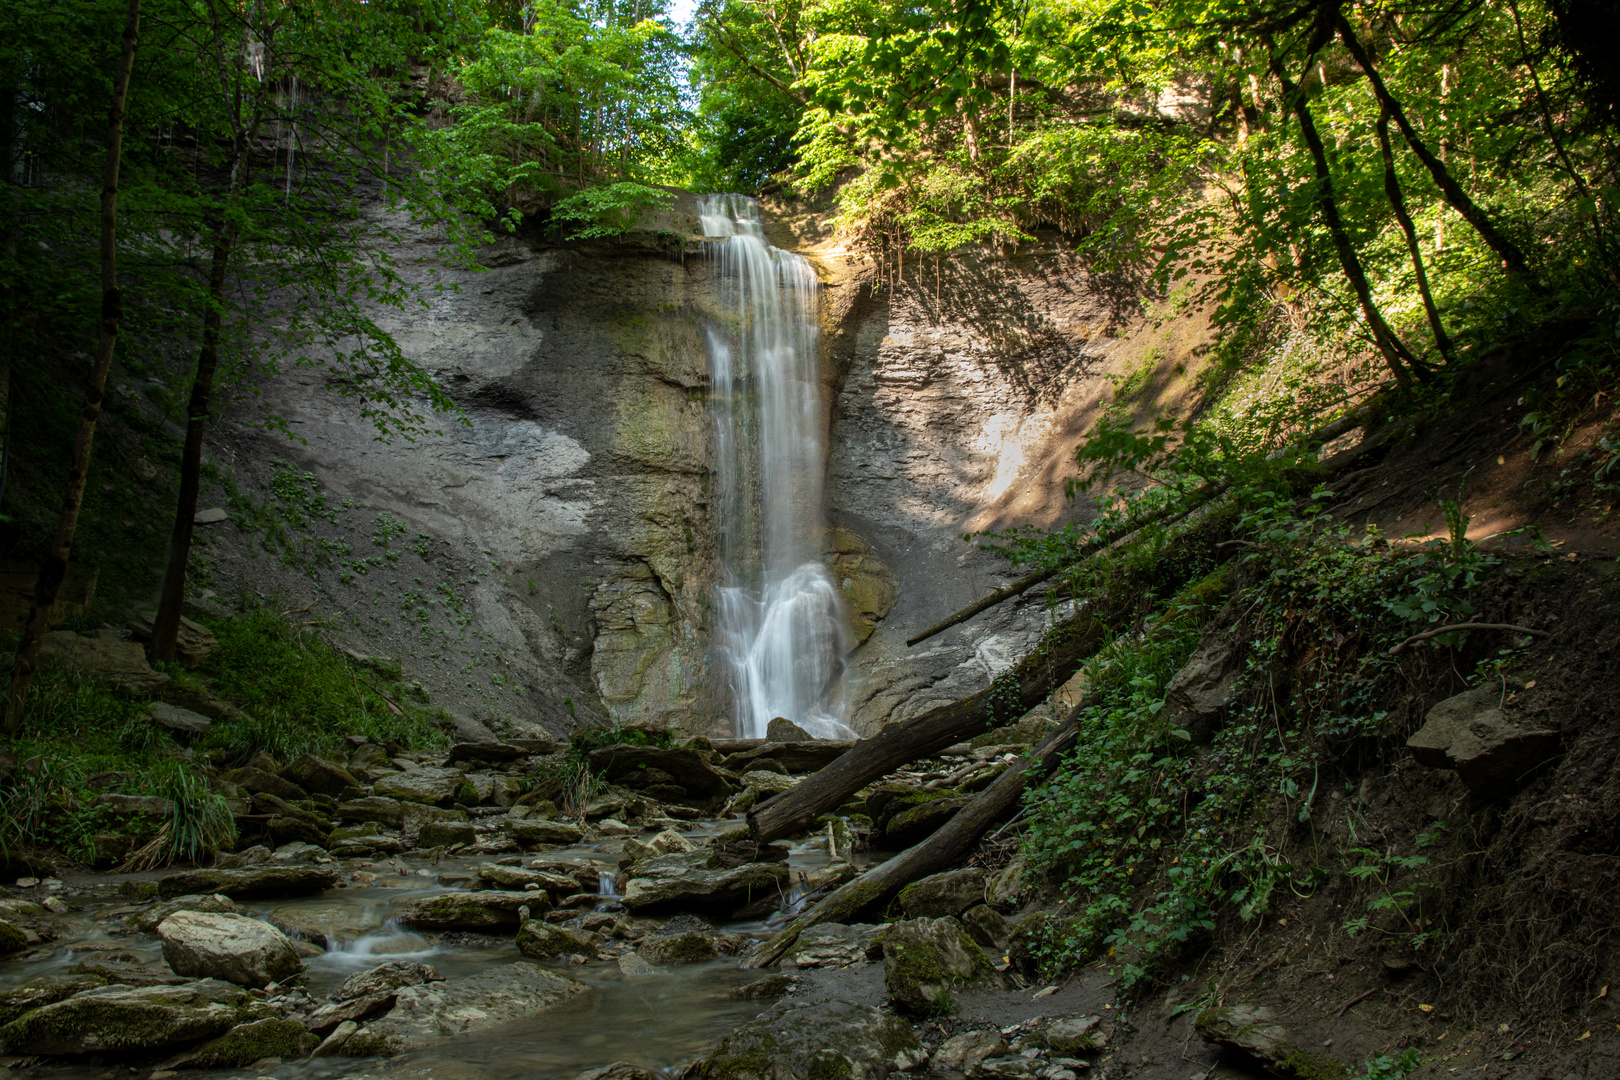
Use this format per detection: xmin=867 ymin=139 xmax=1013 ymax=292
xmin=699 ymin=194 xmax=852 ymax=740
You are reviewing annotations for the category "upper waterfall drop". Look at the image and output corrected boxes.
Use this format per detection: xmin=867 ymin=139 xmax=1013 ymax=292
xmin=699 ymin=194 xmax=853 ymax=740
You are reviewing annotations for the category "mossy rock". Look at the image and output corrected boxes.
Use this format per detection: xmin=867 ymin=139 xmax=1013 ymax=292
xmin=0 ymin=973 xmax=108 ymax=1027
xmin=700 ymin=998 xmax=925 ymax=1080
xmin=881 ymin=917 xmax=1006 ymax=1017
xmin=515 ymin=920 xmax=598 ymax=960
xmin=0 ymin=919 xmax=28 ymax=955
xmin=1194 ymin=1003 xmax=1348 ymax=1080
xmin=637 ymin=931 xmax=718 ymax=965
xmin=176 ymin=1017 xmax=319 ymax=1068
xmin=0 ymin=979 xmax=247 ymax=1054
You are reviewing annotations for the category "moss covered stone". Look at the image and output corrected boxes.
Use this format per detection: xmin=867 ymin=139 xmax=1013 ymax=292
xmin=177 ymin=1017 xmax=319 ymax=1068
xmin=701 ymin=998 xmax=925 ymax=1080
xmin=0 ymin=974 xmax=108 ymax=1027
xmin=515 ymin=920 xmax=599 ymax=959
xmin=1194 ymin=1003 xmax=1348 ymax=1080
xmin=0 ymin=979 xmax=248 ymax=1055
xmin=636 ymin=931 xmax=718 ymax=965
xmin=0 ymin=919 xmax=28 ymax=955
xmin=881 ymin=917 xmax=1006 ymax=1016
xmin=398 ymin=890 xmax=540 ymax=931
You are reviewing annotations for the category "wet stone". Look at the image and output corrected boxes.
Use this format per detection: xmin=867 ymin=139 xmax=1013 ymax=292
xmin=700 ymin=998 xmax=926 ymax=1080
xmin=157 ymin=865 xmax=339 ymax=900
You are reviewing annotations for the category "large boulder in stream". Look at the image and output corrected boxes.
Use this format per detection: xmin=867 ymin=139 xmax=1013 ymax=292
xmin=515 ymin=919 xmax=601 ymax=960
xmin=0 ymin=974 xmax=108 ymax=1027
xmin=397 ymin=890 xmax=546 ymax=931
xmin=170 ymin=1017 xmax=320 ymax=1068
xmin=700 ymin=998 xmax=926 ymax=1080
xmin=620 ymin=851 xmax=789 ymax=914
xmin=0 ymin=979 xmax=248 ymax=1055
xmin=158 ymin=910 xmax=303 ymax=988
xmin=373 ymin=766 xmax=468 ymax=805
xmin=157 ymin=865 xmax=339 ymax=900
xmin=341 ymin=962 xmax=588 ymax=1056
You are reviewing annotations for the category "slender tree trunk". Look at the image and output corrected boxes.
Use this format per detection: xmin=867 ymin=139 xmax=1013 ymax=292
xmin=149 ymin=236 xmax=229 ymax=661
xmin=1376 ymin=107 xmax=1455 ymax=365
xmin=1335 ymin=15 xmax=1536 ymax=283
xmin=3 ymin=0 xmax=141 ymax=734
xmin=1272 ymin=54 xmax=1424 ymax=385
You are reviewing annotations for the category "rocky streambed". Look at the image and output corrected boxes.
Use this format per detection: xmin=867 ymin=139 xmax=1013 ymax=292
xmin=0 ymin=729 xmax=1145 ymax=1080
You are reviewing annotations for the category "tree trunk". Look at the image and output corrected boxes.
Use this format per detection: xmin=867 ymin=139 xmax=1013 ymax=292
xmin=749 ymin=597 xmax=1132 ymax=845
xmin=1335 ymin=15 xmax=1536 ymax=283
xmin=149 ymin=236 xmax=229 ymax=661
xmin=747 ymin=714 xmax=1082 ymax=968
xmin=1272 ymin=54 xmax=1425 ymax=385
xmin=1376 ymin=107 xmax=1455 ymax=365
xmin=2 ymin=0 xmax=141 ymax=734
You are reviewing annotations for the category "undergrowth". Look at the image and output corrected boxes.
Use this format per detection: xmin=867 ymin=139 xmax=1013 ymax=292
xmin=1019 ymin=489 xmax=1513 ymax=993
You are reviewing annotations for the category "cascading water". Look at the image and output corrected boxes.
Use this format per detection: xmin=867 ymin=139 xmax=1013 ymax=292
xmin=699 ymin=195 xmax=852 ymax=740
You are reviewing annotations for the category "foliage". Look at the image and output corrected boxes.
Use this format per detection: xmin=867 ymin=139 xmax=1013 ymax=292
xmin=1020 ymin=493 xmax=1502 ymax=990
xmin=198 ymin=606 xmax=451 ymax=762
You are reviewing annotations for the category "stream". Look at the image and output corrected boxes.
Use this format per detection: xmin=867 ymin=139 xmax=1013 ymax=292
xmin=0 ymin=819 xmax=878 ymax=1080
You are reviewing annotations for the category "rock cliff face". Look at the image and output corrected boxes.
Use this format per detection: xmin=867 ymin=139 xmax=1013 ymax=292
xmin=206 ymin=195 xmax=1187 ymax=737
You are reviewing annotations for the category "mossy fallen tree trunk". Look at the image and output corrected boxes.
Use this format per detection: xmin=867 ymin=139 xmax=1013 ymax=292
xmin=746 ymin=717 xmax=1082 ymax=968
xmin=747 ymin=512 xmax=1236 ymax=846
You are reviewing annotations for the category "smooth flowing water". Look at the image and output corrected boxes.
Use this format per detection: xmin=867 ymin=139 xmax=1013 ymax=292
xmin=699 ymin=195 xmax=851 ymax=739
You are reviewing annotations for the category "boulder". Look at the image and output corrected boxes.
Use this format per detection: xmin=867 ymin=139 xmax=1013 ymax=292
xmin=789 ymin=923 xmax=885 ymax=969
xmin=478 ymin=865 xmax=579 ymax=893
xmin=1194 ymin=1004 xmax=1348 ymax=1080
xmin=740 ymin=771 xmax=796 ymax=796
xmin=586 ymin=745 xmax=733 ymax=801
xmin=158 ymin=911 xmax=302 ymax=989
xmin=765 ymin=717 xmax=812 ymax=742
xmin=1043 ymin=1016 xmax=1102 ymax=1055
xmin=700 ymin=998 xmax=925 ymax=1080
xmin=311 ymin=1020 xmax=359 ymax=1057
xmin=125 ymin=893 xmax=239 ymax=934
xmin=897 ymin=868 xmax=986 ymax=919
xmin=0 ymin=973 xmax=108 ymax=1027
xmin=882 ymin=917 xmax=1007 ymax=1016
xmin=932 ymin=1031 xmax=1007 ymax=1074
xmin=337 ymin=795 xmax=406 ymax=827
xmin=401 ymin=803 xmax=470 ymax=837
xmin=419 ymin=821 xmax=477 ymax=847
xmin=620 ymin=851 xmax=790 ymax=914
xmin=337 ymin=960 xmax=442 ymax=1001
xmin=157 ymin=866 xmax=339 ymax=900
xmin=304 ymin=992 xmax=397 ymax=1035
xmin=636 ymin=932 xmax=718 ymax=965
xmin=0 ymin=979 xmax=247 ymax=1055
xmin=171 ymin=1017 xmax=318 ymax=1068
xmin=505 ymin=818 xmax=586 ymax=847
xmin=959 ymin=905 xmax=1011 ymax=951
xmin=1407 ymin=685 xmax=1562 ymax=795
xmin=397 ymin=890 xmax=543 ymax=931
xmin=985 ymin=857 xmax=1028 ymax=910
xmin=340 ymin=962 xmax=588 ymax=1056
xmin=38 ymin=630 xmax=169 ymax=694
xmin=727 ymin=974 xmax=797 ymax=1000
xmin=282 ymin=754 xmax=362 ymax=798
xmin=222 ymin=766 xmax=309 ymax=802
xmin=373 ymin=766 xmax=466 ymax=805
xmin=447 ymin=742 xmax=528 ymax=765
xmin=886 ymin=797 xmax=970 ymax=847
xmin=575 ymin=1064 xmax=657 ymax=1080
xmin=94 ymin=793 xmax=171 ymax=816
xmin=0 ymin=918 xmax=25 ymax=955
xmin=150 ymin=701 xmax=212 ymax=737
xmin=1163 ymin=628 xmax=1246 ymax=742
xmin=516 ymin=920 xmax=601 ymax=960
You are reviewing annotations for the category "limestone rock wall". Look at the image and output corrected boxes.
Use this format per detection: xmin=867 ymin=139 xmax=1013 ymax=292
xmin=206 ymin=197 xmax=1193 ymax=740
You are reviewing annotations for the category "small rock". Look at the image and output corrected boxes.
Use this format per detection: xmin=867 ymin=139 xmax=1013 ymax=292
xmin=310 ymin=1020 xmax=359 ymax=1058
xmin=574 ymin=1064 xmax=657 ymax=1080
xmin=595 ymin=818 xmax=634 ymax=837
xmin=150 ymin=702 xmax=212 ymax=736
xmin=157 ymin=866 xmax=338 ymax=900
xmin=789 ymin=923 xmax=884 ymax=969
xmin=193 ymin=507 xmax=229 ymax=524
xmin=618 ymin=952 xmax=657 ymax=976
xmin=728 ymin=974 xmax=796 ymax=1000
xmin=506 ymin=818 xmax=587 ymax=848
xmin=1194 ymin=1004 xmax=1347 ymax=1080
xmin=281 ymin=754 xmax=362 ymax=798
xmin=1043 ymin=1016 xmax=1100 ymax=1055
xmin=397 ymin=890 xmax=545 ymax=931
xmin=338 ymin=960 xmax=443 ymax=1001
xmin=336 ymin=795 xmax=407 ymax=828
xmin=960 ymin=904 xmax=1011 ymax=950
xmin=933 ymin=1031 xmax=1008 ymax=1074
xmin=304 ymin=992 xmax=396 ymax=1034
xmin=1407 ymin=685 xmax=1561 ymax=795
xmin=765 ymin=717 xmax=812 ymax=742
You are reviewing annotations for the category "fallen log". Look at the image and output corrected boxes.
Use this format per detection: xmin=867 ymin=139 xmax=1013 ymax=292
xmin=746 ymin=715 xmax=1082 ymax=968
xmin=747 ymin=608 xmax=1117 ymax=845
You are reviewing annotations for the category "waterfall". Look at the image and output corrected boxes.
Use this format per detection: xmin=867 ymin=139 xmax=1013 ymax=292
xmin=699 ymin=194 xmax=852 ymax=740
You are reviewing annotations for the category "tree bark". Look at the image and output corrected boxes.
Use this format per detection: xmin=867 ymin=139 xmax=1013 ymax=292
xmin=747 ymin=714 xmax=1082 ymax=967
xmin=1271 ymin=53 xmax=1425 ymax=385
xmin=1335 ymin=15 xmax=1536 ymax=283
xmin=1376 ymin=107 xmax=1455 ymax=365
xmin=149 ymin=236 xmax=229 ymax=661
xmin=2 ymin=0 xmax=141 ymax=734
